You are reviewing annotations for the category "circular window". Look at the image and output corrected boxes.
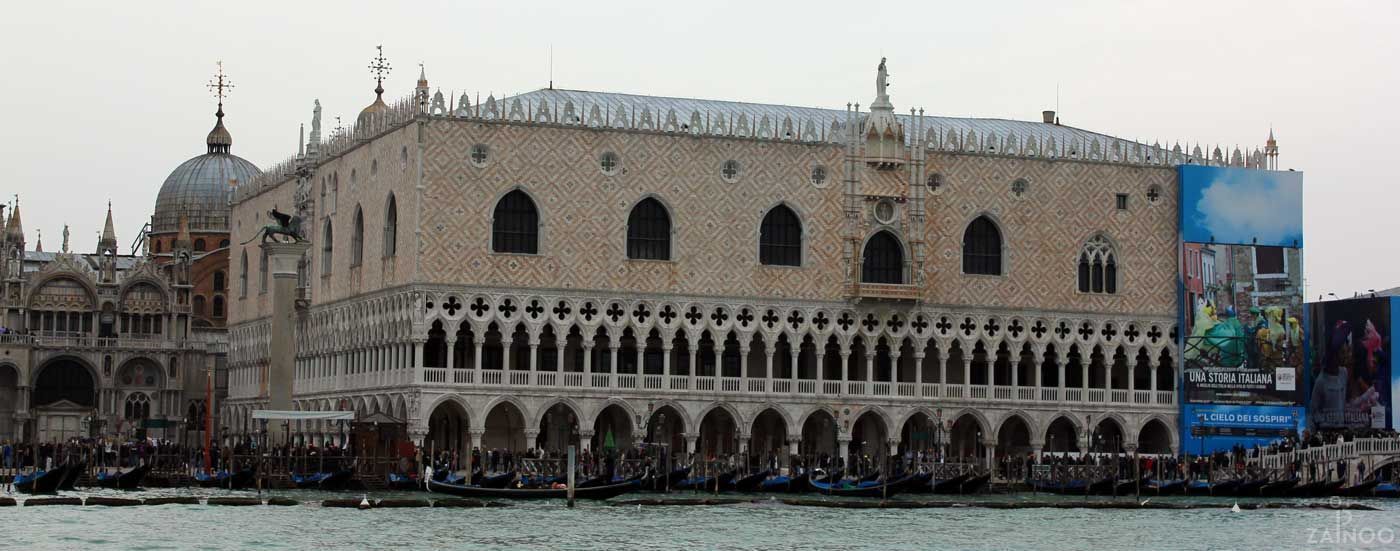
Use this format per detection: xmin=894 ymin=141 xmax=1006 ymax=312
xmin=721 ymin=160 xmax=741 ymax=183
xmin=874 ymin=200 xmax=896 ymax=224
xmin=1011 ymin=178 xmax=1027 ymax=197
xmin=810 ymin=165 xmax=827 ymax=186
xmin=600 ymin=152 xmax=620 ymax=175
xmin=926 ymin=173 xmax=944 ymax=192
xmin=469 ymin=144 xmax=490 ymax=167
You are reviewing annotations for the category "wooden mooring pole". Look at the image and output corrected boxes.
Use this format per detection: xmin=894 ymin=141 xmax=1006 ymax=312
xmin=567 ymin=445 xmax=576 ymax=508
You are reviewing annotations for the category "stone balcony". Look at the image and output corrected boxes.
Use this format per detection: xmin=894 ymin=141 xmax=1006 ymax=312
xmin=847 ymin=282 xmax=921 ymax=301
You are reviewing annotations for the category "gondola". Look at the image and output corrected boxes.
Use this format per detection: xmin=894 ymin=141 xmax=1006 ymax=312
xmin=714 ymin=471 xmax=737 ymax=492
xmin=292 ymin=472 xmax=331 ymax=489
xmin=426 ymin=477 xmax=636 ymax=500
xmin=317 ymin=470 xmax=354 ymax=491
xmin=1183 ymin=479 xmax=1213 ymax=496
xmin=225 ymin=468 xmax=256 ymax=490
xmin=477 ymin=472 xmax=516 ymax=489
xmin=931 ymin=472 xmax=971 ymax=494
xmin=857 ymin=471 xmax=881 ymax=484
xmin=1374 ymin=482 xmax=1399 ymax=498
xmin=1309 ymin=480 xmax=1346 ymax=498
xmin=674 ymin=475 xmax=714 ymax=491
xmin=1259 ymin=479 xmax=1297 ymax=497
xmin=574 ymin=474 xmax=613 ymax=489
xmin=815 ymin=468 xmax=844 ymax=484
xmin=1209 ymin=479 xmax=1242 ymax=497
xmin=1286 ymin=480 xmax=1337 ymax=498
xmin=1233 ymin=478 xmax=1269 ymax=497
xmin=195 ymin=470 xmax=230 ymax=488
xmin=516 ymin=474 xmax=566 ymax=489
xmin=1144 ymin=479 xmax=1185 ymax=496
xmin=1086 ymin=477 xmax=1117 ymax=496
xmin=959 ymin=473 xmax=991 ymax=494
xmin=728 ymin=470 xmax=770 ymax=493
xmin=809 ymin=476 xmax=905 ymax=498
xmin=1338 ymin=480 xmax=1380 ymax=498
xmin=386 ymin=472 xmax=421 ymax=491
xmin=759 ymin=471 xmax=810 ymax=493
xmin=58 ymin=462 xmax=86 ymax=491
xmin=647 ymin=466 xmax=691 ymax=492
xmin=1032 ymin=478 xmax=1088 ymax=495
xmin=95 ymin=463 xmax=151 ymax=490
xmin=1112 ymin=477 xmax=1150 ymax=496
xmin=14 ymin=465 xmax=69 ymax=494
xmin=895 ymin=471 xmax=933 ymax=494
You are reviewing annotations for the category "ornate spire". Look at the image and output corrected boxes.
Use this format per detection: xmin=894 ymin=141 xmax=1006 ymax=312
xmin=99 ymin=200 xmax=117 ymax=253
xmin=862 ymin=57 xmax=905 ymax=169
xmin=206 ymin=61 xmax=235 ymax=154
xmin=6 ymin=196 xmax=23 ymax=243
xmin=35 ymin=228 xmax=42 ymax=253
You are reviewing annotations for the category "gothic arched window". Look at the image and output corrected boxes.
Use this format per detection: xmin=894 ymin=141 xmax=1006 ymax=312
xmin=861 ymin=231 xmax=904 ymax=284
xmin=491 ymin=190 xmax=539 ymax=254
xmin=321 ymin=220 xmax=334 ymax=275
xmin=350 ymin=206 xmax=364 ymax=266
xmin=962 ymin=216 xmax=1003 ymax=276
xmin=213 ymin=271 xmax=225 ymax=291
xmin=383 ymin=194 xmax=398 ymax=258
xmin=759 ymin=204 xmax=802 ymax=266
xmin=238 ymin=250 xmax=248 ymax=297
xmin=1078 ymin=234 xmax=1118 ymax=294
xmin=626 ymin=198 xmax=671 ymax=260
xmin=124 ymin=392 xmax=150 ymax=420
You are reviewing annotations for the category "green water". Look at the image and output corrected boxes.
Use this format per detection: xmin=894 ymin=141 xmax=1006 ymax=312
xmin=4 ymin=488 xmax=1398 ymax=550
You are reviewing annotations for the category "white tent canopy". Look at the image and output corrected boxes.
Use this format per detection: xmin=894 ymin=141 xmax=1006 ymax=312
xmin=252 ymin=410 xmax=355 ymax=421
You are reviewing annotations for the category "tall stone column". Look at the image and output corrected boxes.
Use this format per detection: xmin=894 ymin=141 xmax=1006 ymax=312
xmin=261 ymin=240 xmax=311 ymax=443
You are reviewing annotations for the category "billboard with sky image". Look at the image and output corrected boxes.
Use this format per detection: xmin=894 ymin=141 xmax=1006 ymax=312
xmin=1178 ymin=165 xmax=1304 ymax=453
xmin=1304 ymin=296 xmax=1395 ymax=431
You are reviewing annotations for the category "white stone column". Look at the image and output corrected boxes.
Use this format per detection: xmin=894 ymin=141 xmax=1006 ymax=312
xmin=260 ymin=240 xmax=311 ymax=444
xmin=474 ymin=336 xmax=485 ymax=381
xmin=914 ymin=351 xmax=925 ymax=386
xmin=738 ymin=342 xmax=750 ymax=390
xmin=445 ymin=337 xmax=457 ymax=370
xmin=662 ymin=343 xmax=673 ymax=377
xmin=790 ymin=347 xmax=801 ymax=389
xmin=765 ymin=344 xmax=775 ymax=389
xmin=582 ymin=342 xmax=595 ymax=374
xmin=890 ymin=351 xmax=902 ymax=383
xmin=688 ymin=346 xmax=697 ymax=389
xmin=865 ymin=353 xmax=874 ymax=384
xmin=963 ymin=358 xmax=972 ymax=391
xmin=501 ymin=337 xmax=514 ymax=374
xmin=1150 ymin=362 xmax=1158 ymax=392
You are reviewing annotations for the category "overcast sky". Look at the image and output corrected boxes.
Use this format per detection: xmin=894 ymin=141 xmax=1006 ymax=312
xmin=2 ymin=0 xmax=1395 ymax=298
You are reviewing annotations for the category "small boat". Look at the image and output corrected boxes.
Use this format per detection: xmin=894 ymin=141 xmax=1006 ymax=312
xmin=574 ymin=474 xmax=613 ymax=489
xmin=815 ymin=468 xmax=844 ymax=484
xmin=1032 ymin=478 xmax=1088 ymax=494
xmin=857 ymin=471 xmax=882 ymax=484
xmin=386 ymin=472 xmax=420 ymax=491
xmin=1287 ymin=480 xmax=1337 ymax=498
xmin=225 ymin=468 xmax=257 ymax=490
xmin=426 ymin=478 xmax=636 ymax=500
xmin=1338 ymin=480 xmax=1380 ymax=497
xmin=960 ymin=473 xmax=991 ymax=494
xmin=318 ymin=470 xmax=354 ymax=491
xmin=14 ymin=465 xmax=69 ymax=494
xmin=1113 ymin=478 xmax=1149 ymax=496
xmin=292 ymin=472 xmax=331 ymax=489
xmin=1259 ymin=479 xmax=1298 ymax=497
xmin=195 ymin=470 xmax=230 ymax=488
xmin=58 ymin=462 xmax=86 ymax=491
xmin=1087 ymin=477 xmax=1117 ymax=495
xmin=809 ymin=476 xmax=905 ymax=498
xmin=95 ymin=464 xmax=151 ymax=490
xmin=1209 ymin=479 xmax=1242 ymax=497
xmin=714 ymin=471 xmax=737 ymax=492
xmin=1183 ymin=479 xmax=1213 ymax=496
xmin=728 ymin=470 xmax=770 ymax=493
xmin=931 ymin=472 xmax=971 ymax=494
xmin=895 ymin=472 xmax=933 ymax=494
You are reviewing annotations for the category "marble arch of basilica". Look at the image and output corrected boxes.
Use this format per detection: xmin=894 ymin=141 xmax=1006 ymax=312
xmin=224 ymin=56 xmax=1277 ymax=469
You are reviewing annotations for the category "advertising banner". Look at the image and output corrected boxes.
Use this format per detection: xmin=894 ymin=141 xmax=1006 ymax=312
xmin=1181 ymin=404 xmax=1303 ymax=455
xmin=1179 ymin=165 xmax=1303 ymax=248
xmin=1304 ymin=296 xmax=1394 ymax=430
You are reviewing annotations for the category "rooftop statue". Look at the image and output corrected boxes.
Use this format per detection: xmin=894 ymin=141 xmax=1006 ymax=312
xmin=876 ymin=57 xmax=889 ymax=100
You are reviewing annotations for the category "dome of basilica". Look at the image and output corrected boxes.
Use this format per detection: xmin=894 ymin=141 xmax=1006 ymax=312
xmin=151 ymin=105 xmax=260 ymax=234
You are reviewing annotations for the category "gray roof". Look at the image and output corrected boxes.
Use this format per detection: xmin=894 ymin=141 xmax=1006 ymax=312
xmin=508 ymin=88 xmax=1145 ymax=151
xmin=22 ymin=252 xmax=142 ymax=273
xmin=152 ymin=152 xmax=260 ymax=234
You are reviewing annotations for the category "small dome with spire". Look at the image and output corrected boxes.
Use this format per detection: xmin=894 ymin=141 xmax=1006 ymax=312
xmin=207 ymin=105 xmax=233 ymax=153
xmin=358 ymin=45 xmax=393 ymax=128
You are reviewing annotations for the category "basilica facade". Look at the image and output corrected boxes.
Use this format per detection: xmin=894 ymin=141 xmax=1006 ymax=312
xmin=226 ymin=57 xmax=1274 ymax=469
xmin=0 ymin=100 xmax=252 ymax=445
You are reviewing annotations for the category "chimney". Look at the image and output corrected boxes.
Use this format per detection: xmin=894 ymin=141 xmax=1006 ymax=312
xmin=1042 ymin=110 xmax=1056 ymax=124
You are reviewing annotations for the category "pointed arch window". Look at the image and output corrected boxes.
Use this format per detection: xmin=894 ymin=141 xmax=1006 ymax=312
xmin=350 ymin=206 xmax=365 ymax=266
xmin=321 ymin=220 xmax=334 ymax=275
xmin=759 ymin=204 xmax=802 ymax=266
xmin=962 ymin=216 xmax=1003 ymax=275
xmin=627 ymin=198 xmax=671 ymax=260
xmin=383 ymin=194 xmax=398 ymax=258
xmin=238 ymin=250 xmax=248 ymax=297
xmin=124 ymin=392 xmax=151 ymax=420
xmin=861 ymin=231 xmax=904 ymax=284
xmin=492 ymin=190 xmax=539 ymax=254
xmin=1078 ymin=234 xmax=1117 ymax=294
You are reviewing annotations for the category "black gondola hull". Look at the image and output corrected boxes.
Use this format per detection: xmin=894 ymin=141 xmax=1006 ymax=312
xmin=427 ymin=478 xmax=635 ymax=500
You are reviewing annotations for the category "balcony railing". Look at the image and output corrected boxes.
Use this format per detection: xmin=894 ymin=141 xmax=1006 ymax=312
xmin=847 ymin=282 xmax=921 ymax=301
xmin=293 ymin=366 xmax=1182 ymax=410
